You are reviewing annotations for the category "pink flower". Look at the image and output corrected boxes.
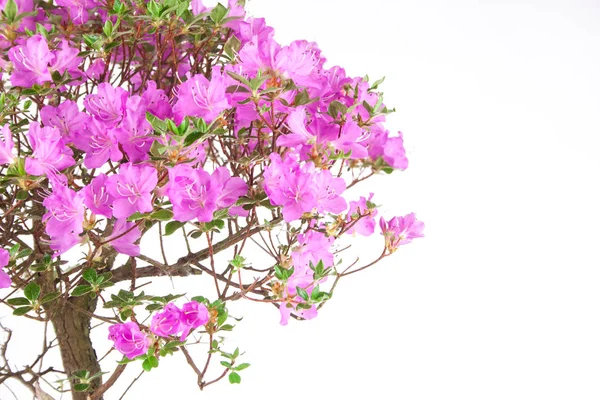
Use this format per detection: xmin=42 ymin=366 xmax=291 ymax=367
xmin=8 ymin=35 xmax=54 ymax=87
xmin=0 ymin=124 xmax=15 ymax=165
xmin=25 ymin=122 xmax=75 ymax=179
xmin=82 ymin=174 xmax=114 ymax=218
xmin=40 ymin=101 xmax=89 ymax=143
xmin=86 ymin=59 xmax=105 ymax=80
xmin=42 ymin=185 xmax=84 ymax=255
xmin=379 ymin=213 xmax=424 ymax=252
xmin=106 ymin=163 xmax=157 ymax=219
xmin=313 ymin=169 xmax=346 ymax=215
xmin=84 ymin=83 xmax=128 ymax=127
xmin=263 ymin=153 xmax=317 ymax=222
xmin=114 ymin=96 xmax=154 ymax=162
xmin=72 ymin=117 xmax=122 ymax=168
xmin=55 ymin=0 xmax=98 ymax=24
xmin=173 ymin=66 xmax=230 ymax=124
xmin=383 ymin=133 xmax=408 ymax=170
xmin=108 ymin=322 xmax=151 ymax=359
xmin=165 ymin=164 xmax=219 ymax=222
xmin=179 ymin=301 xmax=209 ymax=341
xmin=150 ymin=303 xmax=183 ymax=338
xmin=50 ymin=39 xmax=83 ymax=81
xmin=142 ymin=81 xmax=173 ymax=120
xmin=212 ymin=167 xmax=247 ymax=209
xmin=0 ymin=248 xmax=11 ymax=289
xmin=346 ymin=195 xmax=377 ymax=236
xmin=292 ymin=230 xmax=334 ymax=270
xmin=107 ymin=219 xmax=141 ymax=257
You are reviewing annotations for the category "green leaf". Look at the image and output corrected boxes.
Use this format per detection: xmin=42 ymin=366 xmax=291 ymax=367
xmin=228 ymin=371 xmax=241 ymax=384
xmin=226 ymin=71 xmax=251 ymax=88
xmin=145 ymin=304 xmax=163 ymax=312
xmin=4 ymin=0 xmax=18 ymax=22
xmin=220 ymin=360 xmax=232 ymax=368
xmin=234 ymin=363 xmax=250 ymax=371
xmin=151 ymin=209 xmax=173 ymax=221
xmin=370 ymin=76 xmax=385 ymax=90
xmin=40 ymin=292 xmax=61 ymax=304
xmin=7 ymin=297 xmax=30 ymax=306
xmin=13 ymin=306 xmax=33 ymax=316
xmin=8 ymin=243 xmax=19 ymax=257
xmin=15 ymin=190 xmax=28 ymax=200
xmin=16 ymin=248 xmax=33 ymax=259
xmin=142 ymin=359 xmax=152 ymax=372
xmin=183 ymin=130 xmax=204 ymax=147
xmin=82 ymin=269 xmax=98 ymax=284
xmin=210 ymin=3 xmax=228 ymax=23
xmin=71 ymin=285 xmax=92 ymax=297
xmin=127 ymin=212 xmax=147 ymax=221
xmin=24 ymin=282 xmax=40 ymax=301
xmin=73 ymin=383 xmax=90 ymax=392
xmin=148 ymin=355 xmax=159 ymax=368
xmin=164 ymin=221 xmax=185 ymax=236
xmin=296 ymin=286 xmax=309 ymax=302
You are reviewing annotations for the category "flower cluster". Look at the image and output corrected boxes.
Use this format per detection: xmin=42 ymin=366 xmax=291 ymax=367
xmin=108 ymin=301 xmax=209 ymax=359
xmin=0 ymin=0 xmax=424 ymax=395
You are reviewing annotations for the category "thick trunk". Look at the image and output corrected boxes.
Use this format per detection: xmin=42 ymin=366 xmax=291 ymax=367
xmin=50 ymin=295 xmax=103 ymax=400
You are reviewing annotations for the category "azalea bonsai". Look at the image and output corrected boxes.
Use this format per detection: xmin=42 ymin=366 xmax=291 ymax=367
xmin=0 ymin=0 xmax=424 ymax=398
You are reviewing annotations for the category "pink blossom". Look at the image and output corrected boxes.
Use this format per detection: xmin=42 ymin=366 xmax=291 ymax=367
xmin=379 ymin=213 xmax=424 ymax=252
xmin=346 ymin=195 xmax=378 ymax=236
xmin=86 ymin=59 xmax=105 ymax=80
xmin=263 ymin=153 xmax=318 ymax=222
xmin=50 ymin=39 xmax=83 ymax=81
xmin=0 ymin=124 xmax=15 ymax=165
xmin=383 ymin=133 xmax=408 ymax=170
xmin=40 ymin=101 xmax=89 ymax=143
xmin=84 ymin=83 xmax=128 ymax=127
xmin=107 ymin=219 xmax=141 ymax=257
xmin=72 ymin=117 xmax=122 ymax=168
xmin=313 ymin=169 xmax=346 ymax=215
xmin=55 ymin=0 xmax=98 ymax=24
xmin=106 ymin=163 xmax=157 ymax=219
xmin=142 ymin=81 xmax=173 ymax=120
xmin=179 ymin=301 xmax=209 ymax=341
xmin=42 ymin=185 xmax=84 ymax=255
xmin=165 ymin=164 xmax=219 ymax=222
xmin=150 ymin=303 xmax=183 ymax=338
xmin=25 ymin=122 xmax=75 ymax=178
xmin=292 ymin=230 xmax=334 ymax=270
xmin=108 ymin=322 xmax=151 ymax=359
xmin=82 ymin=173 xmax=114 ymax=218
xmin=114 ymin=96 xmax=154 ymax=162
xmin=0 ymin=248 xmax=11 ymax=289
xmin=173 ymin=67 xmax=230 ymax=124
xmin=8 ymin=34 xmax=54 ymax=87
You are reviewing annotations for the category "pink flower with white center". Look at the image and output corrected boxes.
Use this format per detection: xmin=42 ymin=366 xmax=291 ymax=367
xmin=84 ymin=83 xmax=128 ymax=127
xmin=150 ymin=303 xmax=183 ymax=338
xmin=165 ymin=164 xmax=219 ymax=222
xmin=108 ymin=322 xmax=151 ymax=359
xmin=106 ymin=163 xmax=158 ymax=219
xmin=25 ymin=122 xmax=75 ymax=179
xmin=114 ymin=96 xmax=154 ymax=162
xmin=173 ymin=66 xmax=230 ymax=124
xmin=41 ymin=101 xmax=89 ymax=143
xmin=42 ymin=184 xmax=84 ymax=255
xmin=82 ymin=174 xmax=114 ymax=218
xmin=72 ymin=117 xmax=122 ymax=169
xmin=8 ymin=34 xmax=54 ymax=87
xmin=379 ymin=213 xmax=424 ymax=252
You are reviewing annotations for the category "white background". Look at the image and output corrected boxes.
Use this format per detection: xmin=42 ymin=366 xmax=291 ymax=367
xmin=3 ymin=0 xmax=600 ymax=399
